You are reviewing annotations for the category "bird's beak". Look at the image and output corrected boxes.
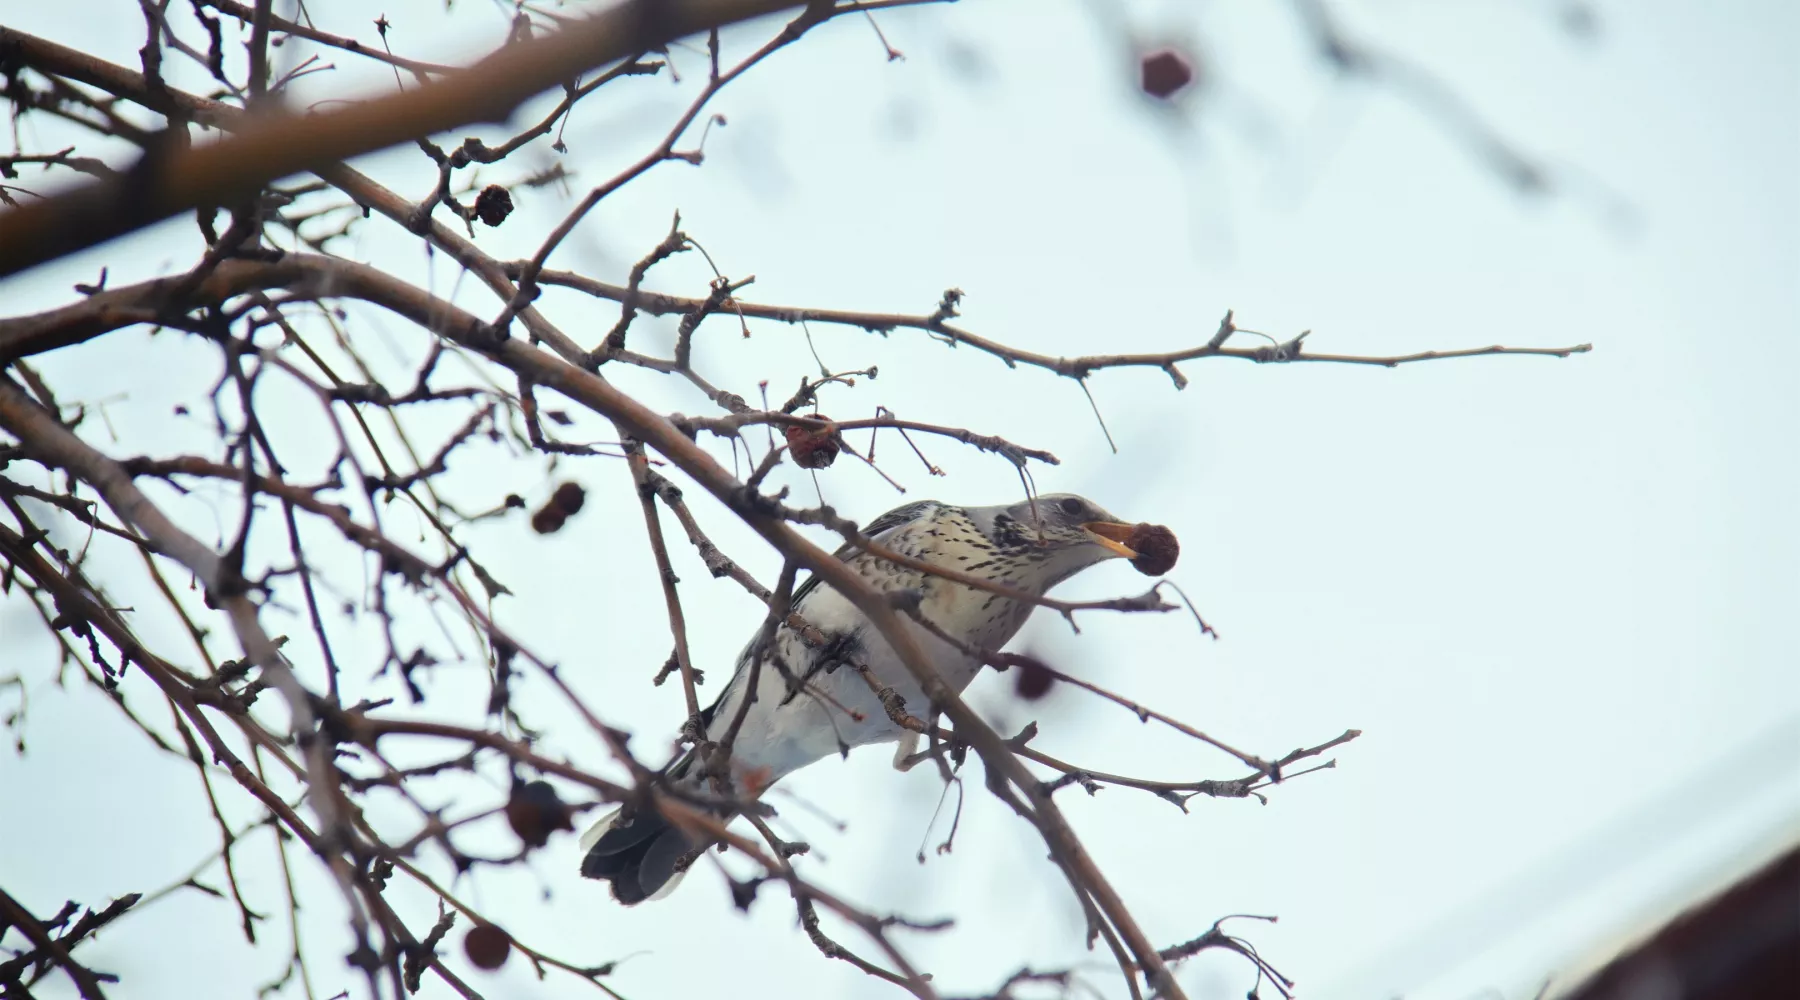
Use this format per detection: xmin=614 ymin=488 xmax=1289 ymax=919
xmin=1083 ymin=521 xmax=1139 ymax=560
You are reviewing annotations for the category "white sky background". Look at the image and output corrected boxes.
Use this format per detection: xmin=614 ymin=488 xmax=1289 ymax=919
xmin=1 ymin=2 xmax=1796 ymax=999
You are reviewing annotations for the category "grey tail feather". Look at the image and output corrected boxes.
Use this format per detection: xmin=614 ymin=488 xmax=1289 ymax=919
xmin=578 ymin=750 xmax=715 ymax=905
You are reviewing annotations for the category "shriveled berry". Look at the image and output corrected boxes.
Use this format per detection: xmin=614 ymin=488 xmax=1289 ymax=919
xmin=551 ymin=481 xmax=585 ymax=515
xmin=1127 ymin=523 xmax=1180 ymax=576
xmin=531 ymin=482 xmax=585 ymax=533
xmin=530 ymin=507 xmax=566 ymax=534
xmin=785 ymin=420 xmax=840 ymax=469
xmin=505 ymin=779 xmax=574 ymax=848
xmin=1013 ymin=655 xmax=1056 ymax=701
xmin=474 ymin=185 xmax=513 ymax=227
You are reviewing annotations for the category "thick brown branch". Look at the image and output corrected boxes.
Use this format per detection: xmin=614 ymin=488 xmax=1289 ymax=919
xmin=0 ymin=2 xmax=807 ymax=278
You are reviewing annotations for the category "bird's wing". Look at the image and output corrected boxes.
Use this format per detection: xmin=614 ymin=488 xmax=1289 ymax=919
xmin=696 ymin=500 xmax=942 ymax=732
xmin=787 ymin=499 xmax=939 ymax=608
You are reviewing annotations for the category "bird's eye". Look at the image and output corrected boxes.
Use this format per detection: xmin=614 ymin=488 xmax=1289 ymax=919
xmin=1059 ymin=497 xmax=1085 ymax=517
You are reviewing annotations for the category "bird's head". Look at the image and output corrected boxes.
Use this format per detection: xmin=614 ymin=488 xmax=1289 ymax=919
xmin=966 ymin=493 xmax=1145 ymax=590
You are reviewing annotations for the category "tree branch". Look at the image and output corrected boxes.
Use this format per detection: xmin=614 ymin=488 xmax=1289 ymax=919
xmin=0 ymin=1 xmax=808 ymax=278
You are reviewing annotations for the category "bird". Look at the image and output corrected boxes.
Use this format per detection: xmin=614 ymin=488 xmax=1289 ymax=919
xmin=579 ymin=492 xmax=1148 ymax=904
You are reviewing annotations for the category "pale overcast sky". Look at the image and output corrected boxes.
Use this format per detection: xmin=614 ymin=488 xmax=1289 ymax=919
xmin=1 ymin=2 xmax=1795 ymax=999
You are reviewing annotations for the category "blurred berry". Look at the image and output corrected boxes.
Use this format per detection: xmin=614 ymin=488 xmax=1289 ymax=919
xmin=505 ymin=779 xmax=574 ymax=848
xmin=530 ymin=508 xmax=565 ymax=534
xmin=531 ymin=482 xmax=585 ymax=534
xmin=551 ymin=481 xmax=585 ymax=515
xmin=1140 ymin=48 xmax=1195 ymax=100
xmin=1014 ymin=655 xmax=1056 ymax=701
xmin=464 ymin=923 xmax=511 ymax=970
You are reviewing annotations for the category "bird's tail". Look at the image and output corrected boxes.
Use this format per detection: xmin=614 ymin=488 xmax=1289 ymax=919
xmin=578 ymin=750 xmax=715 ymax=905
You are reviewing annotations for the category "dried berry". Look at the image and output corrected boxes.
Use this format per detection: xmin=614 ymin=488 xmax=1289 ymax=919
xmin=1127 ymin=523 xmax=1180 ymax=576
xmin=1012 ymin=655 xmax=1056 ymax=701
xmin=505 ymin=779 xmax=574 ymax=848
xmin=530 ymin=507 xmax=565 ymax=534
xmin=463 ymin=923 xmax=512 ymax=970
xmin=730 ymin=877 xmax=763 ymax=912
xmin=531 ymin=482 xmax=585 ymax=534
xmin=473 ymin=185 xmax=513 ymax=227
xmin=551 ymin=481 xmax=585 ymax=515
xmin=1140 ymin=48 xmax=1195 ymax=99
xmin=784 ymin=419 xmax=840 ymax=470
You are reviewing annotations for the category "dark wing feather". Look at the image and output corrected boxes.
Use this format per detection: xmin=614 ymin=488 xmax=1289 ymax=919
xmin=787 ymin=499 xmax=941 ymax=608
xmin=859 ymin=499 xmax=945 ymax=541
